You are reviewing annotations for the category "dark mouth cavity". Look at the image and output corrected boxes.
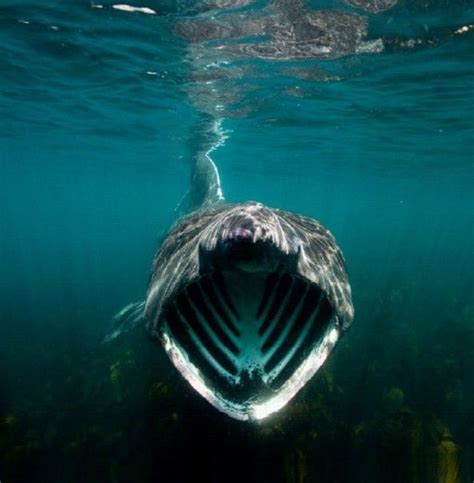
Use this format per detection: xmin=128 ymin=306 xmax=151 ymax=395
xmin=163 ymin=270 xmax=334 ymax=404
xmin=223 ymin=237 xmax=268 ymax=264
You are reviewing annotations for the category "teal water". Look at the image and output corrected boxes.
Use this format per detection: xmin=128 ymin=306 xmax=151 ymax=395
xmin=0 ymin=1 xmax=473 ymax=482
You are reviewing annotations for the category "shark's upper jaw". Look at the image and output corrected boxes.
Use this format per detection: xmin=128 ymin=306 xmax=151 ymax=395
xmin=211 ymin=235 xmax=281 ymax=273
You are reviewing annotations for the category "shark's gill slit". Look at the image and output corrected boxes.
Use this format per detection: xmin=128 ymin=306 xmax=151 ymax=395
xmin=165 ymin=304 xmax=229 ymax=379
xmin=174 ymin=292 xmax=238 ymax=376
xmin=199 ymin=276 xmax=240 ymax=337
xmin=212 ymin=271 xmax=239 ymax=319
xmin=186 ymin=283 xmax=239 ymax=355
xmin=259 ymin=273 xmax=292 ymax=336
xmin=261 ymin=276 xmax=306 ymax=354
xmin=256 ymin=272 xmax=280 ymax=319
xmin=271 ymin=297 xmax=333 ymax=389
xmin=264 ymin=289 xmax=325 ymax=376
xmin=270 ymin=291 xmax=322 ymax=373
xmin=262 ymin=281 xmax=310 ymax=366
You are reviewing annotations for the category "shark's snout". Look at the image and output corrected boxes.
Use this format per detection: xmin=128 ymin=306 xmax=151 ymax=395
xmin=199 ymin=218 xmax=279 ymax=274
xmin=221 ymin=216 xmax=274 ymax=246
xmin=198 ymin=205 xmax=303 ymax=276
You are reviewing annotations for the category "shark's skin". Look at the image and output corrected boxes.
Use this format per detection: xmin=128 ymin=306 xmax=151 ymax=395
xmin=145 ymin=202 xmax=353 ymax=335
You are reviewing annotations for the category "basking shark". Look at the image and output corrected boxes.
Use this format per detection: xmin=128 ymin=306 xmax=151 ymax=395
xmin=103 ymin=0 xmax=469 ymax=421
xmin=106 ymin=144 xmax=354 ymax=421
xmin=105 ymin=0 xmax=356 ymax=421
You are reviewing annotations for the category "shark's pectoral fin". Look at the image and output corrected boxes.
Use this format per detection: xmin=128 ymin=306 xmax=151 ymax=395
xmin=103 ymin=301 xmax=147 ymax=343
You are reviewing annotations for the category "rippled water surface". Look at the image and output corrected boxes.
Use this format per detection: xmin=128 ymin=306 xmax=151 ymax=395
xmin=1 ymin=1 xmax=473 ymax=482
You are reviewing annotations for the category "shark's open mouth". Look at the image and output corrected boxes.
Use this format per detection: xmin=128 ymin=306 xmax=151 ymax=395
xmin=161 ymin=270 xmax=339 ymax=420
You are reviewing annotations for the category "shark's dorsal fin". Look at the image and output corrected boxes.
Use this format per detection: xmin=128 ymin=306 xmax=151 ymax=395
xmin=188 ymin=116 xmax=226 ymax=212
xmin=190 ymin=152 xmax=224 ymax=211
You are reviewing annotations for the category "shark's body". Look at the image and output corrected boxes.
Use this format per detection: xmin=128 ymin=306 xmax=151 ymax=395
xmin=108 ymin=153 xmax=354 ymax=421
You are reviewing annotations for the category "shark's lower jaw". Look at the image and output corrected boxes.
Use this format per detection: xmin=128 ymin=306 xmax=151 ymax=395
xmin=161 ymin=270 xmax=339 ymax=421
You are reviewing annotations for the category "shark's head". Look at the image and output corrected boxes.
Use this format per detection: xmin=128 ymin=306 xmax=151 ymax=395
xmin=156 ymin=202 xmax=349 ymax=421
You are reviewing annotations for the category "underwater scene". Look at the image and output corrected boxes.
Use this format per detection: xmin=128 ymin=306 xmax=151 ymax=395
xmin=1 ymin=0 xmax=473 ymax=481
